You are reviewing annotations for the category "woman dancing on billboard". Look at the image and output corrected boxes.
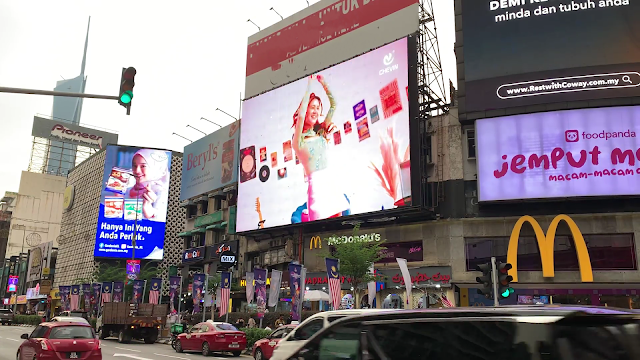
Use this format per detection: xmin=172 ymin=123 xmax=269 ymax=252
xmin=292 ymin=75 xmax=350 ymax=221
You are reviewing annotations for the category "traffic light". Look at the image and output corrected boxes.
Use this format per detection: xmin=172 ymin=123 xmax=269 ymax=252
xmin=475 ymin=262 xmax=494 ymax=299
xmin=497 ymin=261 xmax=514 ymax=298
xmin=119 ymin=67 xmax=136 ymax=114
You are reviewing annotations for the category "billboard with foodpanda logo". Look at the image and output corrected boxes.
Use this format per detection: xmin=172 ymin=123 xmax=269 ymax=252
xmin=476 ymin=105 xmax=640 ymax=201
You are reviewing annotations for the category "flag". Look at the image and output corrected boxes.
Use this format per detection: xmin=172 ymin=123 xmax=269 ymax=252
xmin=113 ymin=282 xmax=124 ymax=302
xmin=169 ymin=276 xmax=181 ymax=313
xmin=367 ymin=264 xmax=376 ymax=308
xmin=254 ymin=268 xmax=267 ymax=318
xmin=268 ymin=270 xmax=282 ymax=307
xmin=219 ymin=272 xmax=231 ymax=318
xmin=81 ymin=284 xmax=91 ymax=311
xmin=149 ymin=278 xmax=162 ymax=304
xmin=325 ymin=258 xmax=341 ymax=310
xmin=288 ymin=263 xmax=302 ymax=321
xmin=396 ymin=258 xmax=412 ymax=307
xmin=102 ymin=282 xmax=113 ymax=304
xmin=245 ymin=272 xmax=254 ymax=304
xmin=70 ymin=285 xmax=80 ymax=311
xmin=192 ymin=274 xmax=205 ymax=313
xmin=132 ymin=280 xmax=145 ymax=304
xmin=441 ymin=293 xmax=454 ymax=308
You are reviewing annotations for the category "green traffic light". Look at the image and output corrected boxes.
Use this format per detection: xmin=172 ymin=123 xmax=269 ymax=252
xmin=120 ymin=90 xmax=133 ymax=104
xmin=501 ymin=287 xmax=514 ymax=298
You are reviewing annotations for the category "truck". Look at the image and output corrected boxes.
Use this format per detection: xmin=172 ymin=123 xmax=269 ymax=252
xmin=96 ymin=302 xmax=167 ymax=344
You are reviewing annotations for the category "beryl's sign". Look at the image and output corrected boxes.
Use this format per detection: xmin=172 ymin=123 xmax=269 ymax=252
xmin=181 ymin=121 xmax=240 ymax=201
xmin=31 ymin=116 xmax=118 ymax=149
xmin=477 ymin=105 xmax=640 ymax=201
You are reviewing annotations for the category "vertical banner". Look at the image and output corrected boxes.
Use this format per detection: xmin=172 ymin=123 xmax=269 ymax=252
xmin=245 ymin=272 xmax=254 ymax=304
xmin=59 ymin=286 xmax=71 ymax=311
xmin=325 ymin=258 xmax=341 ymax=310
xmin=288 ymin=264 xmax=302 ymax=321
xmin=367 ymin=264 xmax=376 ymax=308
xmin=126 ymin=260 xmax=141 ymax=281
xmin=192 ymin=274 xmax=206 ymax=313
xmin=132 ymin=280 xmax=145 ymax=304
xmin=396 ymin=258 xmax=412 ymax=307
xmin=82 ymin=284 xmax=91 ymax=311
xmin=254 ymin=268 xmax=267 ymax=319
xmin=268 ymin=270 xmax=282 ymax=308
xmin=169 ymin=276 xmax=181 ymax=314
xmin=149 ymin=278 xmax=162 ymax=304
xmin=101 ymin=282 xmax=113 ymax=304
xmin=219 ymin=272 xmax=231 ymax=318
xmin=70 ymin=285 xmax=80 ymax=311
xmin=299 ymin=267 xmax=307 ymax=319
xmin=92 ymin=283 xmax=102 ymax=313
xmin=113 ymin=282 xmax=124 ymax=302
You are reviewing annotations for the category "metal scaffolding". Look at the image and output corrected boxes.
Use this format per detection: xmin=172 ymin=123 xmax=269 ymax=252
xmin=27 ymin=136 xmax=97 ymax=177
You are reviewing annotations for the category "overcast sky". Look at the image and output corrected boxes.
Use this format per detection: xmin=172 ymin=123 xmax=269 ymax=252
xmin=0 ymin=0 xmax=456 ymax=195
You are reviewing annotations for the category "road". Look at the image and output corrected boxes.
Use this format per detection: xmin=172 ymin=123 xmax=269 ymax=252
xmin=0 ymin=325 xmax=252 ymax=360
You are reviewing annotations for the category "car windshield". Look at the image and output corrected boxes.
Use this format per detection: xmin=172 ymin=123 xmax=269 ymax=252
xmin=215 ymin=324 xmax=238 ymax=331
xmin=0 ymin=309 xmax=11 ymax=313
xmin=49 ymin=326 xmax=94 ymax=339
xmin=69 ymin=312 xmax=85 ymax=317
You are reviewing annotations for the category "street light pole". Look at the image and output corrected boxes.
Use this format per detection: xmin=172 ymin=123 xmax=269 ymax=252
xmin=0 ymin=86 xmax=119 ymax=100
xmin=132 ymin=194 xmax=139 ymax=260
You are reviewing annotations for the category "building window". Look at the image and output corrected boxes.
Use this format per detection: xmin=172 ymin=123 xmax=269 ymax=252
xmin=465 ymin=233 xmax=637 ymax=272
xmin=201 ymin=201 xmax=209 ymax=215
xmin=466 ymin=129 xmax=476 ymax=159
xmin=187 ymin=206 xmax=197 ymax=218
xmin=190 ymin=234 xmax=204 ymax=248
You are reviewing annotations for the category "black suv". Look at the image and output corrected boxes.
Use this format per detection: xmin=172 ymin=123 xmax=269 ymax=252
xmin=289 ymin=306 xmax=640 ymax=360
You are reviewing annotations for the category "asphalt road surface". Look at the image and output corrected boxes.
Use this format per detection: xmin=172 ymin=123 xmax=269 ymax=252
xmin=0 ymin=325 xmax=251 ymax=360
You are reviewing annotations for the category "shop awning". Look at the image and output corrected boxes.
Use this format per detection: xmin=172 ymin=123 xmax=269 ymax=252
xmin=177 ymin=231 xmax=192 ymax=237
xmin=206 ymin=222 xmax=226 ymax=230
xmin=196 ymin=196 xmax=208 ymax=203
xmin=192 ymin=227 xmax=207 ymax=234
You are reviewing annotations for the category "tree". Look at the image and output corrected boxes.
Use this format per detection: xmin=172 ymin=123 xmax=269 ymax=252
xmin=73 ymin=261 xmax=159 ymax=302
xmin=322 ymin=224 xmax=385 ymax=307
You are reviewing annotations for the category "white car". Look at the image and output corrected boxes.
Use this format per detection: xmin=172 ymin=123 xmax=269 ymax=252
xmin=49 ymin=316 xmax=90 ymax=325
xmin=270 ymin=309 xmax=391 ymax=360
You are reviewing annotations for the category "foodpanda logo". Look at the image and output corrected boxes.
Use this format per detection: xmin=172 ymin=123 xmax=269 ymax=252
xmin=380 ymin=51 xmax=399 ymax=76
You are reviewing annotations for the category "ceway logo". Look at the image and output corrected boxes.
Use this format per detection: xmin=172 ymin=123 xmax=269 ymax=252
xmin=565 ymin=129 xmax=636 ymax=142
xmin=51 ymin=124 xmax=103 ymax=148
xmin=379 ymin=51 xmax=398 ymax=76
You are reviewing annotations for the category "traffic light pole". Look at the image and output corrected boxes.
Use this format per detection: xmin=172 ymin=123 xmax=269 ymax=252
xmin=491 ymin=257 xmax=499 ymax=307
xmin=0 ymin=86 xmax=119 ymax=100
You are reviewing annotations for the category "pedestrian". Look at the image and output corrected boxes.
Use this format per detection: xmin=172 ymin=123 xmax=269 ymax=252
xmin=247 ymin=317 xmax=256 ymax=328
xmin=275 ymin=315 xmax=285 ymax=328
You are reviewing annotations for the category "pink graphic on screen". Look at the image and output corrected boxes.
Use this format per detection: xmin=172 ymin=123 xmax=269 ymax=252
xmin=476 ymin=105 xmax=640 ymax=201
xmin=238 ymin=38 xmax=411 ymax=232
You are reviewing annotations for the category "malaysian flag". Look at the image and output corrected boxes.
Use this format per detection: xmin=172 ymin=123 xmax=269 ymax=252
xmin=101 ymin=282 xmax=113 ymax=304
xmin=440 ymin=293 xmax=454 ymax=308
xmin=325 ymin=258 xmax=341 ymax=310
xmin=219 ymin=272 xmax=231 ymax=317
xmin=149 ymin=278 xmax=162 ymax=304
xmin=70 ymin=285 xmax=80 ymax=311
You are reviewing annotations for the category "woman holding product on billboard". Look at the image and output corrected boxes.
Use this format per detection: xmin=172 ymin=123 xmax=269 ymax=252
xmin=127 ymin=149 xmax=170 ymax=222
xmin=292 ymin=74 xmax=350 ymax=221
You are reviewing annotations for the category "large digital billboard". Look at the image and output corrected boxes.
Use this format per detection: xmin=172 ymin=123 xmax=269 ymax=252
xmin=181 ymin=121 xmax=240 ymax=201
xmin=237 ymin=37 xmax=411 ymax=232
xmin=459 ymin=0 xmax=640 ymax=113
xmin=94 ymin=145 xmax=172 ymax=259
xmin=476 ymin=105 xmax=640 ymax=201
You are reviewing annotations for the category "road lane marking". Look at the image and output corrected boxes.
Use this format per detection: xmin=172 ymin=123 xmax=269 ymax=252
xmin=115 ymin=347 xmax=141 ymax=352
xmin=113 ymin=354 xmax=153 ymax=360
xmin=152 ymin=353 xmax=191 ymax=360
xmin=6 ymin=338 xmax=19 ymax=341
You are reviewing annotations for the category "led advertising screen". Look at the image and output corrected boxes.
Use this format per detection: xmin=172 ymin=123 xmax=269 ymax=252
xmin=181 ymin=121 xmax=240 ymax=201
xmin=460 ymin=0 xmax=640 ymax=113
xmin=94 ymin=145 xmax=172 ymax=259
xmin=237 ymin=37 xmax=411 ymax=232
xmin=476 ymin=105 xmax=640 ymax=201
xmin=7 ymin=276 xmax=18 ymax=292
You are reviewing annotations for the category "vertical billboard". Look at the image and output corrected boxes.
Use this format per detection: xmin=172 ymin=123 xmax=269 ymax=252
xmin=245 ymin=0 xmax=418 ymax=97
xmin=94 ymin=145 xmax=172 ymax=259
xmin=476 ymin=105 xmax=640 ymax=201
xmin=180 ymin=121 xmax=240 ymax=201
xmin=237 ymin=38 xmax=411 ymax=232
xmin=26 ymin=241 xmax=53 ymax=282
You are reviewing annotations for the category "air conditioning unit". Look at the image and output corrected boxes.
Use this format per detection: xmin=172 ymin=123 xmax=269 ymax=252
xmin=253 ymin=256 xmax=261 ymax=267
xmin=221 ymin=234 xmax=227 ymax=241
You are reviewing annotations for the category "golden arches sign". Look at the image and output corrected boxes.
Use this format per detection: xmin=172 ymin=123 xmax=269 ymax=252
xmin=507 ymin=214 xmax=593 ymax=283
xmin=309 ymin=236 xmax=322 ymax=250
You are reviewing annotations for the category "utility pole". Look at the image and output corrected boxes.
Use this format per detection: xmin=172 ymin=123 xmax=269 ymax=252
xmin=491 ymin=257 xmax=499 ymax=307
xmin=132 ymin=194 xmax=140 ymax=260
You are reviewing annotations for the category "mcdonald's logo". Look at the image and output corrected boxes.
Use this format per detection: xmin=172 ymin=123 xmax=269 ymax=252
xmin=310 ymin=236 xmax=322 ymax=250
xmin=507 ymin=214 xmax=593 ymax=283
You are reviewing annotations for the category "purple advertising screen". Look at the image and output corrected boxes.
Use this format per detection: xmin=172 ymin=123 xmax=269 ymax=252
xmin=476 ymin=105 xmax=640 ymax=201
xmin=7 ymin=276 xmax=18 ymax=292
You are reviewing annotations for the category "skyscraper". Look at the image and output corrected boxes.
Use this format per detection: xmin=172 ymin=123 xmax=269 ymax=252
xmin=46 ymin=17 xmax=90 ymax=175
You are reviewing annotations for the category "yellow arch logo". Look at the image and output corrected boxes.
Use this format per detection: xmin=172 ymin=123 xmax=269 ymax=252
xmin=310 ymin=236 xmax=322 ymax=250
xmin=507 ymin=214 xmax=593 ymax=283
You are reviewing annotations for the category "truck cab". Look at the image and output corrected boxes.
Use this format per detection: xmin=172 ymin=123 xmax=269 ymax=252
xmin=96 ymin=303 xmax=167 ymax=344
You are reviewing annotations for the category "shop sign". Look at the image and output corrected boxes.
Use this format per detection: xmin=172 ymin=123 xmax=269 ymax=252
xmin=183 ymin=246 xmax=205 ymax=263
xmin=378 ymin=266 xmax=452 ymax=286
xmin=207 ymin=241 xmax=239 ymax=260
xmin=17 ymin=295 xmax=27 ymax=304
xmin=307 ymin=232 xmax=383 ymax=250
xmin=304 ymin=272 xmax=354 ymax=290
xmin=9 ymin=295 xmax=16 ymax=305
xmin=240 ymin=271 xmax=290 ymax=289
xmin=508 ymin=215 xmax=593 ymax=283
xmin=40 ymin=280 xmax=52 ymax=295
xmin=50 ymin=288 xmax=60 ymax=300
xmin=376 ymin=241 xmax=423 ymax=264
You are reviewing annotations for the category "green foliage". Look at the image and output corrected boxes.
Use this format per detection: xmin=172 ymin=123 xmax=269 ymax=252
xmin=184 ymin=311 xmax=318 ymax=328
xmin=207 ymin=273 xmax=221 ymax=295
xmin=241 ymin=328 xmax=272 ymax=349
xmin=14 ymin=315 xmax=42 ymax=325
xmin=88 ymin=261 xmax=159 ymax=302
xmin=323 ymin=224 xmax=385 ymax=290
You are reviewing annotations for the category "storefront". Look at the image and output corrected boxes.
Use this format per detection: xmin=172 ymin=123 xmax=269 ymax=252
xmin=238 ymin=271 xmax=291 ymax=313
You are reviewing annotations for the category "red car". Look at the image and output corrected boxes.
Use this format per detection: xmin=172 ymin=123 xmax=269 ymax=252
xmin=174 ymin=321 xmax=246 ymax=356
xmin=17 ymin=322 xmax=101 ymax=360
xmin=252 ymin=325 xmax=296 ymax=360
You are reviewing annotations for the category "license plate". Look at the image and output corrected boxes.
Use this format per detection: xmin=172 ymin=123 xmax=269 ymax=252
xmin=229 ymin=344 xmax=239 ymax=348
xmin=69 ymin=352 xmax=78 ymax=359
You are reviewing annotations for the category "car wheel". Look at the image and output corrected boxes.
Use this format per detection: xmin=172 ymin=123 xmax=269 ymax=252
xmin=118 ymin=329 xmax=131 ymax=344
xmin=174 ymin=339 xmax=183 ymax=353
xmin=232 ymin=351 xmax=242 ymax=357
xmin=202 ymin=342 xmax=211 ymax=357
xmin=254 ymin=348 xmax=263 ymax=360
xmin=16 ymin=350 xmax=20 ymax=360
